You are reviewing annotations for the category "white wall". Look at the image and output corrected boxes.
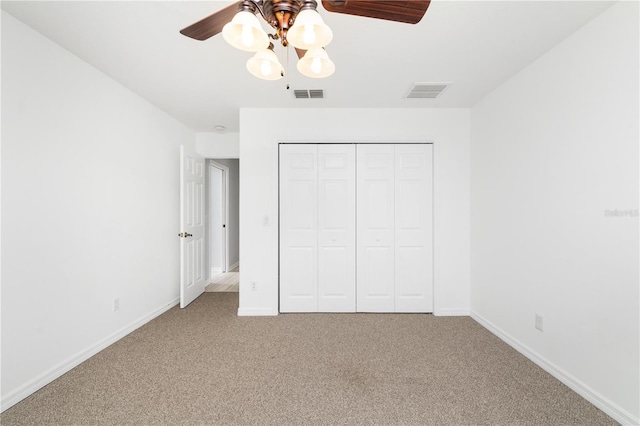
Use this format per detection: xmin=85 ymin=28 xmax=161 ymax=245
xmin=196 ymin=132 xmax=240 ymax=158
xmin=238 ymin=108 xmax=470 ymax=316
xmin=1 ymin=11 xmax=195 ymax=410
xmin=470 ymin=2 xmax=639 ymax=424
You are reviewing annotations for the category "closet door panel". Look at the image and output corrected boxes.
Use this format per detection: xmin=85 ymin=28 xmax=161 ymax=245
xmin=280 ymin=144 xmax=318 ymax=312
xmin=394 ymin=144 xmax=433 ymax=312
xmin=318 ymin=145 xmax=356 ymax=312
xmin=357 ymin=144 xmax=395 ymax=312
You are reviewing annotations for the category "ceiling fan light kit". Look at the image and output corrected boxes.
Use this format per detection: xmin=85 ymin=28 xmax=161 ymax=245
xmin=247 ymin=43 xmax=285 ymax=80
xmin=287 ymin=8 xmax=333 ymax=50
xmin=181 ymin=0 xmax=430 ymax=81
xmin=297 ymin=48 xmax=335 ymax=78
xmin=221 ymin=9 xmax=270 ymax=52
xmin=229 ymin=0 xmax=334 ymax=81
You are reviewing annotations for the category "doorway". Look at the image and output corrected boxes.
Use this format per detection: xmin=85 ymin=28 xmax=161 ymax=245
xmin=209 ymin=161 xmax=227 ymax=276
xmin=206 ymin=159 xmax=240 ymax=292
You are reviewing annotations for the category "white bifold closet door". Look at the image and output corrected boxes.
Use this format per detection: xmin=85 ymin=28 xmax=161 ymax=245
xmin=280 ymin=143 xmax=432 ymax=313
xmin=280 ymin=144 xmax=356 ymax=312
xmin=357 ymin=144 xmax=433 ymax=313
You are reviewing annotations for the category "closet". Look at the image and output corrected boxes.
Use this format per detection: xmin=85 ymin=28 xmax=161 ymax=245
xmin=279 ymin=143 xmax=432 ymax=313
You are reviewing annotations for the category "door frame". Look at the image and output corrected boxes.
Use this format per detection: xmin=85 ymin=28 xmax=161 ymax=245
xmin=208 ymin=160 xmax=230 ymax=278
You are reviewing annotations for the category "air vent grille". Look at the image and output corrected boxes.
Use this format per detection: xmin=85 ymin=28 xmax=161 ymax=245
xmin=294 ymin=89 xmax=325 ymax=99
xmin=406 ymin=83 xmax=450 ymax=99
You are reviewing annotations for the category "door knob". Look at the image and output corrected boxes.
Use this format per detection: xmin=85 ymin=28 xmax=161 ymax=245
xmin=178 ymin=232 xmax=193 ymax=238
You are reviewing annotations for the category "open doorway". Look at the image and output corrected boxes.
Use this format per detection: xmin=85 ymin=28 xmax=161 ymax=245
xmin=206 ymin=159 xmax=240 ymax=292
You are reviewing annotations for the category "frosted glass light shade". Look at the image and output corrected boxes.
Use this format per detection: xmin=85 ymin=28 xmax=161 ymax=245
xmin=287 ymin=9 xmax=333 ymax=50
xmin=247 ymin=47 xmax=284 ymax=80
xmin=222 ymin=11 xmax=269 ymax=52
xmin=297 ymin=48 xmax=335 ymax=78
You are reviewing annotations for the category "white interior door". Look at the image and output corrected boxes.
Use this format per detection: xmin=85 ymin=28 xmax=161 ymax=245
xmin=180 ymin=145 xmax=206 ymax=308
xmin=209 ymin=165 xmax=224 ymax=275
xmin=394 ymin=144 xmax=433 ymax=312
xmin=357 ymin=144 xmax=395 ymax=312
xmin=280 ymin=144 xmax=318 ymax=312
xmin=221 ymin=168 xmax=228 ymax=273
xmin=317 ymin=145 xmax=356 ymax=312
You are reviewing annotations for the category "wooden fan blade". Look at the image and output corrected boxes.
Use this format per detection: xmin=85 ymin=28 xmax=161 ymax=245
xmin=321 ymin=0 xmax=430 ymax=24
xmin=180 ymin=2 xmax=241 ymax=41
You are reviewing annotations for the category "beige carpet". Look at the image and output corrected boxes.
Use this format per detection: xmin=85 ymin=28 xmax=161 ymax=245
xmin=1 ymin=293 xmax=615 ymax=425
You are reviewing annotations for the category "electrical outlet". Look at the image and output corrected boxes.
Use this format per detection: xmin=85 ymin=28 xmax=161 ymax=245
xmin=113 ymin=297 xmax=120 ymax=312
xmin=251 ymin=281 xmax=257 ymax=291
xmin=535 ymin=313 xmax=543 ymax=332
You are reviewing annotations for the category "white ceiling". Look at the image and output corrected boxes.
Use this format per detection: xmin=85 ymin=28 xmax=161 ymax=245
xmin=2 ymin=0 xmax=613 ymax=132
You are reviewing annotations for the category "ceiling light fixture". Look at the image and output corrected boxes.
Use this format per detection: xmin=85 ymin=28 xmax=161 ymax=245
xmin=181 ymin=0 xmax=432 ymax=82
xmin=221 ymin=0 xmax=334 ymax=80
xmin=247 ymin=43 xmax=285 ymax=80
xmin=297 ymin=48 xmax=334 ymax=78
xmin=222 ymin=7 xmax=270 ymax=51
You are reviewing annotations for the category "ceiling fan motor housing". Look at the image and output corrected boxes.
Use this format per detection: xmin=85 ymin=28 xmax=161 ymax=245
xmin=259 ymin=0 xmax=319 ymax=46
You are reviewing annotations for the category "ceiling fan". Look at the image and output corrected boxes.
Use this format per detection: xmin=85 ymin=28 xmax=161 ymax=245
xmin=180 ymin=0 xmax=431 ymax=80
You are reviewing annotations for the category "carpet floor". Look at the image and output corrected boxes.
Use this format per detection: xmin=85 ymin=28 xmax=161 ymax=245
xmin=1 ymin=293 xmax=616 ymax=425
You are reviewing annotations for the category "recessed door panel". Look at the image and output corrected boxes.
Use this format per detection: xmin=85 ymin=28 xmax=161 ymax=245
xmin=318 ymin=247 xmax=349 ymax=296
xmin=363 ymin=246 xmax=394 ymax=296
xmin=396 ymin=246 xmax=425 ymax=296
xmin=288 ymin=247 xmax=316 ymax=297
xmin=290 ymin=180 xmax=316 ymax=230
xmin=397 ymin=180 xmax=422 ymax=229
xmin=321 ymin=180 xmax=349 ymax=229
xmin=186 ymin=239 xmax=194 ymax=287
xmin=365 ymin=181 xmax=392 ymax=229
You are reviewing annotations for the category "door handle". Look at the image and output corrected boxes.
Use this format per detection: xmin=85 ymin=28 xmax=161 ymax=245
xmin=178 ymin=232 xmax=193 ymax=238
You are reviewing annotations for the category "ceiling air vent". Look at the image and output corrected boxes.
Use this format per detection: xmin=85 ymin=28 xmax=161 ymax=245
xmin=294 ymin=89 xmax=325 ymax=99
xmin=406 ymin=83 xmax=450 ymax=99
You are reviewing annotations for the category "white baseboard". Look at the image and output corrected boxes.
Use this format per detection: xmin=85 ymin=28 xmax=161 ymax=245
xmin=228 ymin=261 xmax=239 ymax=271
xmin=1 ymin=298 xmax=180 ymax=413
xmin=470 ymin=310 xmax=639 ymax=426
xmin=237 ymin=307 xmax=278 ymax=316
xmin=434 ymin=308 xmax=469 ymax=316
